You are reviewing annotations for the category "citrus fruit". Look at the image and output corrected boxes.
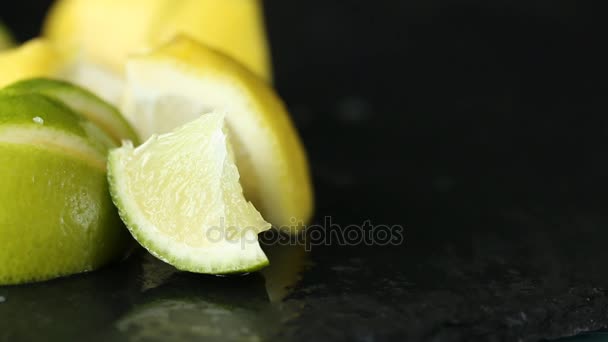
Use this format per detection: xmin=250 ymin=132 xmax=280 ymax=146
xmin=43 ymin=0 xmax=272 ymax=102
xmin=108 ymin=113 xmax=271 ymax=274
xmin=43 ymin=0 xmax=166 ymax=72
xmin=147 ymin=0 xmax=272 ymax=81
xmin=0 ymin=38 xmax=67 ymax=88
xmin=43 ymin=0 xmax=165 ymax=104
xmin=0 ymin=92 xmax=131 ymax=285
xmin=3 ymin=78 xmax=139 ymax=144
xmin=121 ymin=35 xmax=313 ymax=231
xmin=0 ymin=39 xmax=121 ymax=105
xmin=62 ymin=58 xmax=128 ymax=106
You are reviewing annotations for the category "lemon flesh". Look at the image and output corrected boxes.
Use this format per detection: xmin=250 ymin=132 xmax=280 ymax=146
xmin=0 ymin=93 xmax=131 ymax=285
xmin=0 ymin=38 xmax=67 ymax=88
xmin=4 ymin=78 xmax=139 ymax=144
xmin=108 ymin=113 xmax=270 ymax=274
xmin=121 ymin=35 xmax=313 ymax=231
xmin=43 ymin=0 xmax=272 ymax=84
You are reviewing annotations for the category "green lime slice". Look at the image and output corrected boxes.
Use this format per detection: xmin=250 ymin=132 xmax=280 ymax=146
xmin=108 ymin=113 xmax=270 ymax=274
xmin=3 ymin=78 xmax=139 ymax=145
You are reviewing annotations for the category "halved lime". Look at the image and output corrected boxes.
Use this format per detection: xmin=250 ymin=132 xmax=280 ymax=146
xmin=108 ymin=113 xmax=271 ymax=274
xmin=4 ymin=78 xmax=139 ymax=144
xmin=0 ymin=93 xmax=131 ymax=285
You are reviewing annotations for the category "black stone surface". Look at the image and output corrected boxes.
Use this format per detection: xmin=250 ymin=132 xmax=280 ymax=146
xmin=0 ymin=1 xmax=606 ymax=341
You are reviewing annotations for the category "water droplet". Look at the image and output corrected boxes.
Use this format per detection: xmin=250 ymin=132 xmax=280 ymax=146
xmin=33 ymin=117 xmax=44 ymax=125
xmin=0 ymin=296 xmax=6 ymax=303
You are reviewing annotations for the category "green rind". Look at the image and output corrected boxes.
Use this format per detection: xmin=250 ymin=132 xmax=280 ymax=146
xmin=0 ymin=92 xmax=117 ymax=154
xmin=3 ymin=78 xmax=140 ymax=144
xmin=0 ymin=92 xmax=89 ymax=136
xmin=0 ymin=144 xmax=132 ymax=285
xmin=107 ymin=147 xmax=269 ymax=275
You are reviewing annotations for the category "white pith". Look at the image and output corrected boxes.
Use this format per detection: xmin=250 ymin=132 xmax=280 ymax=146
xmin=0 ymin=125 xmax=106 ymax=170
xmin=62 ymin=61 xmax=125 ymax=106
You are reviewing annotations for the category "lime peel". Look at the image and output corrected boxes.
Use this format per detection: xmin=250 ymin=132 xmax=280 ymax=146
xmin=3 ymin=78 xmax=140 ymax=145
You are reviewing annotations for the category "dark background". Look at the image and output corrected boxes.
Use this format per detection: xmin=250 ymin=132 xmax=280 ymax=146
xmin=1 ymin=1 xmax=605 ymax=205
xmin=1 ymin=1 xmax=607 ymax=341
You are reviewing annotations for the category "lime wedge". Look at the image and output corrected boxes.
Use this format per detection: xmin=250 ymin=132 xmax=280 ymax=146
xmin=108 ymin=113 xmax=271 ymax=274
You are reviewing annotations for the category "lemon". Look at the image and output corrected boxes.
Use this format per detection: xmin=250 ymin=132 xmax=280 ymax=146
xmin=62 ymin=58 xmax=128 ymax=106
xmin=121 ymin=35 xmax=313 ymax=230
xmin=0 ymin=92 xmax=131 ymax=285
xmin=0 ymin=21 xmax=14 ymax=50
xmin=108 ymin=113 xmax=270 ymax=274
xmin=0 ymin=38 xmax=67 ymax=88
xmin=0 ymin=39 xmax=122 ymax=105
xmin=43 ymin=0 xmax=166 ymax=104
xmin=44 ymin=0 xmax=166 ymax=72
xmin=4 ymin=78 xmax=140 ymax=144
xmin=147 ymin=0 xmax=272 ymax=81
xmin=43 ymin=0 xmax=272 ymax=101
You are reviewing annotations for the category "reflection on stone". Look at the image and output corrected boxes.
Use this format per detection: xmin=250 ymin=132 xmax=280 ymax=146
xmin=261 ymin=243 xmax=309 ymax=302
xmin=112 ymin=271 xmax=274 ymax=341
xmin=0 ymin=254 xmax=141 ymax=341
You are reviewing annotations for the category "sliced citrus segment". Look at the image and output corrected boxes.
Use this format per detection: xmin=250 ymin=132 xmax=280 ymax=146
xmin=108 ymin=113 xmax=271 ymax=274
xmin=121 ymin=35 xmax=313 ymax=231
xmin=4 ymin=78 xmax=139 ymax=144
xmin=0 ymin=93 xmax=130 ymax=285
xmin=0 ymin=92 xmax=117 ymax=158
